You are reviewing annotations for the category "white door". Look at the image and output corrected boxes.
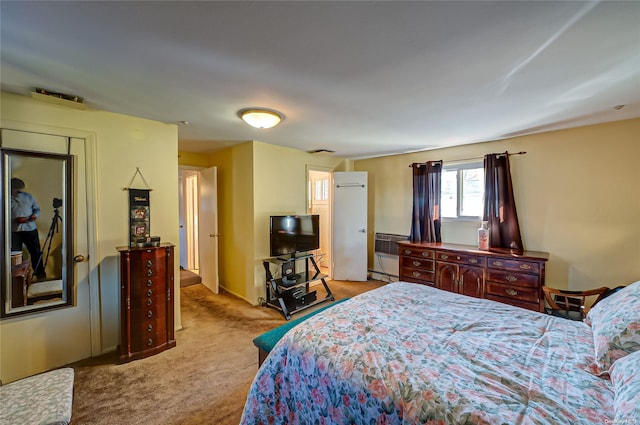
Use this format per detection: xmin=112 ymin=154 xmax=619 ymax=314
xmin=1 ymin=130 xmax=92 ymax=378
xmin=333 ymin=171 xmax=368 ymax=281
xmin=178 ymin=173 xmax=187 ymax=268
xmin=198 ymin=166 xmax=219 ymax=294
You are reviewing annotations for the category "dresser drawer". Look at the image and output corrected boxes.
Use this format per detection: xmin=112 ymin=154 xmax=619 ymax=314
xmin=131 ymin=302 xmax=167 ymax=322
xmin=487 ymin=258 xmax=540 ymax=274
xmin=130 ymin=292 xmax=166 ymax=309
xmin=485 ymin=282 xmax=540 ymax=303
xmin=399 ymin=246 xmax=435 ymax=260
xmin=485 ymin=294 xmax=541 ymax=312
xmin=400 ymin=267 xmax=435 ymax=284
xmin=487 ymin=270 xmax=539 ymax=288
xmin=436 ymin=251 xmax=486 ymax=267
xmin=131 ymin=312 xmax=166 ymax=331
xmin=131 ymin=279 xmax=167 ymax=299
xmin=403 ymin=276 xmax=436 ymax=287
xmin=400 ymin=256 xmax=434 ymax=271
xmin=131 ymin=330 xmax=168 ymax=352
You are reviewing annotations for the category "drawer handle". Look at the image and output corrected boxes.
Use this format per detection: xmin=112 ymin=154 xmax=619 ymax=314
xmin=412 ymin=261 xmax=421 ymax=266
xmin=469 ymin=258 xmax=478 ymax=264
xmin=147 ymin=279 xmax=153 ymax=287
xmin=404 ymin=250 xmax=412 ymax=255
xmin=147 ymin=289 xmax=153 ymax=296
xmin=148 ymin=338 xmax=153 ymax=346
xmin=147 ymin=269 xmax=153 ymax=276
xmin=147 ymin=260 xmax=153 ymax=267
xmin=506 ymin=275 xmax=518 ymax=282
xmin=147 ymin=324 xmax=153 ymax=332
xmin=147 ymin=311 xmax=153 ymax=318
xmin=412 ymin=271 xmax=421 ymax=277
xmin=441 ymin=254 xmax=449 ymax=260
xmin=520 ymin=264 xmax=531 ymax=270
xmin=505 ymin=288 xmax=518 ymax=296
xmin=493 ymin=261 xmax=504 ymax=267
xmin=147 ymin=299 xmax=152 ymax=306
xmin=421 ymin=252 xmax=430 ymax=257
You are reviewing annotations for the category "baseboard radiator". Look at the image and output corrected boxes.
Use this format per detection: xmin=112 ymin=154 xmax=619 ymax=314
xmin=370 ymin=233 xmax=409 ymax=280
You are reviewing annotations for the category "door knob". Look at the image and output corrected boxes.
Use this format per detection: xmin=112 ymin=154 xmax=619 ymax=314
xmin=73 ymin=255 xmax=86 ymax=263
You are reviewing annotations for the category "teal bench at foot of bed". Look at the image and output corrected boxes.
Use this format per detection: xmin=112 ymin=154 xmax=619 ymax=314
xmin=253 ymin=298 xmax=349 ymax=366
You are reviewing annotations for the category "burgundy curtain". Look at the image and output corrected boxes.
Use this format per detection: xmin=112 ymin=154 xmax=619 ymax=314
xmin=409 ymin=161 xmax=442 ymax=243
xmin=483 ymin=153 xmax=523 ymax=253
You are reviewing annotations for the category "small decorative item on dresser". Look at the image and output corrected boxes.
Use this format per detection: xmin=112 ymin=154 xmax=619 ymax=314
xmin=478 ymin=221 xmax=489 ymax=251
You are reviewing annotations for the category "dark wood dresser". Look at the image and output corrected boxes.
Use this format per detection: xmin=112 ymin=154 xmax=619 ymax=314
xmin=398 ymin=241 xmax=549 ymax=312
xmin=118 ymin=244 xmax=176 ymax=362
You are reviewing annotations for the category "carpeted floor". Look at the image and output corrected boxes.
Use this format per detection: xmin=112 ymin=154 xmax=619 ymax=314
xmin=180 ymin=269 xmax=202 ymax=287
xmin=69 ymin=279 xmax=387 ymax=424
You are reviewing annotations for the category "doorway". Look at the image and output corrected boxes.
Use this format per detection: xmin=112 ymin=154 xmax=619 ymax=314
xmin=178 ymin=165 xmax=219 ymax=293
xmin=307 ymin=168 xmax=332 ymax=278
xmin=179 ymin=168 xmax=199 ymax=273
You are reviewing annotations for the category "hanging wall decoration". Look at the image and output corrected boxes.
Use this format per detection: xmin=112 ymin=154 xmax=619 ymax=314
xmin=124 ymin=168 xmax=159 ymax=247
xmin=129 ymin=188 xmax=150 ymax=247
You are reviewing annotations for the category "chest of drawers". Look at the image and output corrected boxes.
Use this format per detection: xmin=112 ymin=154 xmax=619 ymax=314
xmin=398 ymin=241 xmax=548 ymax=312
xmin=118 ymin=244 xmax=176 ymax=362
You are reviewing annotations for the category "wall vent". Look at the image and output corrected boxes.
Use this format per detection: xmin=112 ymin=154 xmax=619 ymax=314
xmin=374 ymin=233 xmax=408 ymax=255
xmin=31 ymin=88 xmax=86 ymax=110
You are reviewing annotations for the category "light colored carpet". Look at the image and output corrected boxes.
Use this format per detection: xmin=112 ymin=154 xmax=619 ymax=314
xmin=69 ymin=279 xmax=387 ymax=424
xmin=180 ymin=269 xmax=201 ymax=287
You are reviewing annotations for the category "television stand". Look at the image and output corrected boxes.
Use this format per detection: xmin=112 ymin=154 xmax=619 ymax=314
xmin=263 ymin=253 xmax=334 ymax=320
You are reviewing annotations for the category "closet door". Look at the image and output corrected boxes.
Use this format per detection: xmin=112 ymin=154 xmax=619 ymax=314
xmin=1 ymin=129 xmax=92 ymax=382
xmin=332 ymin=172 xmax=367 ymax=281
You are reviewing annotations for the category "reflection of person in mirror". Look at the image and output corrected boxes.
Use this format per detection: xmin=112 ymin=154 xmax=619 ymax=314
xmin=10 ymin=178 xmax=46 ymax=279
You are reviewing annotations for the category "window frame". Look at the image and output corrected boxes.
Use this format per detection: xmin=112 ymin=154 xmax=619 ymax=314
xmin=441 ymin=160 xmax=485 ymax=222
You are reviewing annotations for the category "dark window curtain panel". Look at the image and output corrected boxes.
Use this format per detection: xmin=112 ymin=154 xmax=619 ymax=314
xmin=409 ymin=161 xmax=442 ymax=243
xmin=483 ymin=153 xmax=524 ymax=253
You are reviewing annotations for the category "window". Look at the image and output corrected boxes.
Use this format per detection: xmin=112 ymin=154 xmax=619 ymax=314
xmin=441 ymin=162 xmax=484 ymax=219
xmin=314 ymin=178 xmax=329 ymax=201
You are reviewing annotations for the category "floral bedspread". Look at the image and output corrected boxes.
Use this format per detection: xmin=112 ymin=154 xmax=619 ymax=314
xmin=241 ymin=282 xmax=614 ymax=425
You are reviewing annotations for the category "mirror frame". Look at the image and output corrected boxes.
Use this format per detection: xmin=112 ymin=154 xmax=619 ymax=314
xmin=1 ymin=148 xmax=74 ymax=318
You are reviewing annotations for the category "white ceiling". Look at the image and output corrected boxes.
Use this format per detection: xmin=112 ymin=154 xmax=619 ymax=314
xmin=1 ymin=1 xmax=639 ymax=159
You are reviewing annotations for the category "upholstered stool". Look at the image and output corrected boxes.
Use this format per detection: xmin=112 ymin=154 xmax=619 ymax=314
xmin=0 ymin=367 xmax=74 ymax=425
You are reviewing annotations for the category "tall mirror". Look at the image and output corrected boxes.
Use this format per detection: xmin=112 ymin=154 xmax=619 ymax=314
xmin=1 ymin=148 xmax=73 ymax=318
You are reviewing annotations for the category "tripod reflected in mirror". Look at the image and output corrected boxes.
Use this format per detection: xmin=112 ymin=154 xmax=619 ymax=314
xmin=35 ymin=198 xmax=63 ymax=278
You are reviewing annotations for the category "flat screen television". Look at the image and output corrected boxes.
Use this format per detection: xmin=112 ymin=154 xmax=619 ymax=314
xmin=270 ymin=214 xmax=320 ymax=257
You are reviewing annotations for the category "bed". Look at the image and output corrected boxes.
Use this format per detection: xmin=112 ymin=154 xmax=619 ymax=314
xmin=240 ymin=281 xmax=640 ymax=425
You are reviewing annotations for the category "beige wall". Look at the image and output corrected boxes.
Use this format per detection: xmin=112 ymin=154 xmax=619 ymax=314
xmin=208 ymin=142 xmax=255 ymax=300
xmin=178 ymin=151 xmax=210 ymax=168
xmin=356 ymin=118 xmax=640 ymax=291
xmin=1 ymin=92 xmax=180 ymax=382
xmin=209 ymin=141 xmax=352 ymax=303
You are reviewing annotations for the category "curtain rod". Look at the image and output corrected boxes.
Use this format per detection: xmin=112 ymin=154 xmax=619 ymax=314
xmin=409 ymin=151 xmax=527 ymax=167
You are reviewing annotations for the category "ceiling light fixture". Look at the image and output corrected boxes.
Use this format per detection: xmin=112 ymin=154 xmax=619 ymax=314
xmin=238 ymin=108 xmax=284 ymax=129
